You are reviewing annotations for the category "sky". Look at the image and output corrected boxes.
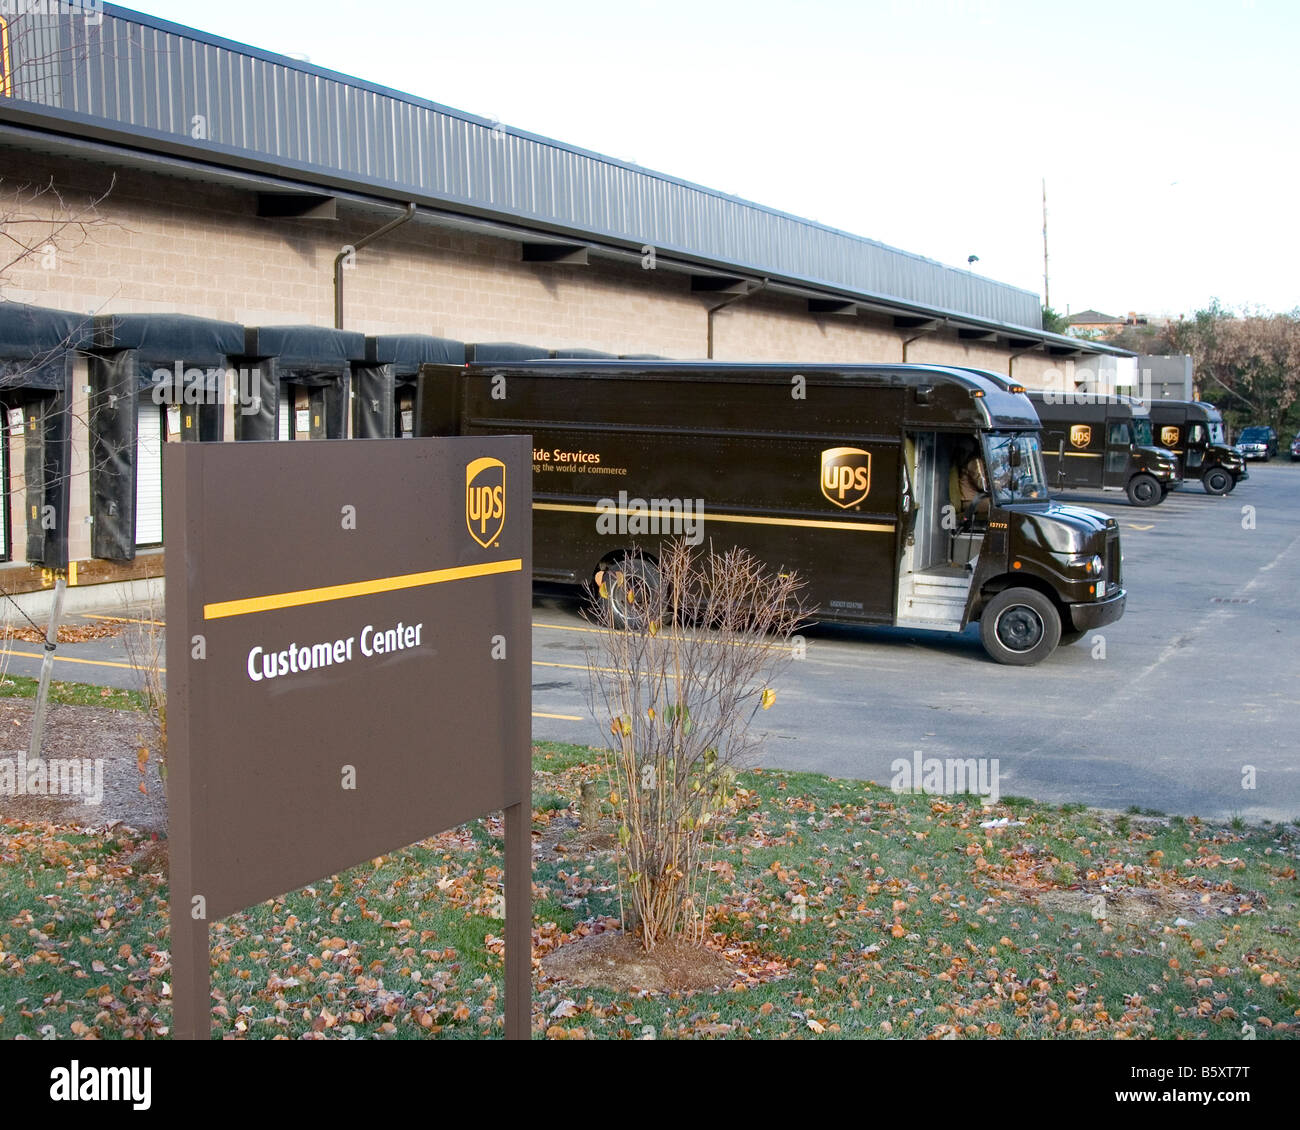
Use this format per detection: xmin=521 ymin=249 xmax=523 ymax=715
xmin=130 ymin=0 xmax=1299 ymax=318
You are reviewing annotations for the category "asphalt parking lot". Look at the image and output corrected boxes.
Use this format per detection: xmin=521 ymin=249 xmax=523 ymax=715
xmin=3 ymin=464 xmax=1296 ymax=821
xmin=529 ymin=462 xmax=1299 ymax=821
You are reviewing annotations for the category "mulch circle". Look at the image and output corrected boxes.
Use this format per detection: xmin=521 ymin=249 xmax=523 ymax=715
xmin=540 ymin=929 xmax=739 ymax=993
xmin=0 ymin=699 xmax=166 ymax=834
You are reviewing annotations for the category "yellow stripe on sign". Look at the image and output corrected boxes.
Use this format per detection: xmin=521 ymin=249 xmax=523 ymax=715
xmin=533 ymin=502 xmax=894 ymax=534
xmin=204 ymin=558 xmax=523 ymax=621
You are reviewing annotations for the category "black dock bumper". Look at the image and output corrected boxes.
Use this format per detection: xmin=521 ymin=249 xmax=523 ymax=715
xmin=1069 ymin=588 xmax=1126 ymax=631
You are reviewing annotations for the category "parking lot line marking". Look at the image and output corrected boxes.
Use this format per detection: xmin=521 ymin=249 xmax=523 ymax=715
xmin=84 ymin=612 xmax=164 ymax=626
xmin=1125 ymin=523 xmax=1155 ymax=530
xmin=532 ymin=711 xmax=583 ymax=721
xmin=0 ymin=647 xmax=153 ymax=672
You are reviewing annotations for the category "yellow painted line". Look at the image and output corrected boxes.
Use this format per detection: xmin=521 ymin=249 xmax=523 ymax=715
xmin=536 ymin=621 xmax=603 ymax=635
xmin=533 ymin=501 xmax=894 ymax=534
xmin=204 ymin=558 xmax=523 ymax=620
xmin=1125 ymin=523 xmax=1155 ymax=531
xmin=532 ymin=711 xmax=583 ymax=722
xmin=533 ymin=658 xmax=688 ymax=680
xmin=0 ymin=647 xmax=158 ymax=673
xmin=535 ymin=619 xmax=803 ymax=653
xmin=84 ymin=613 xmax=164 ymax=626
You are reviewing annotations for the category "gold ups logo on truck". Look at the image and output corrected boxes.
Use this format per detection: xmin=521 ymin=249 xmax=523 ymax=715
xmin=466 ymin=457 xmax=506 ymax=548
xmin=1161 ymin=426 xmax=1180 ymax=447
xmin=1069 ymin=425 xmax=1091 ymax=449
xmin=820 ymin=447 xmax=871 ymax=508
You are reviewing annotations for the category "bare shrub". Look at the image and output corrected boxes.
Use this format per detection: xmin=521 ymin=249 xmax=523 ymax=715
xmin=585 ymin=538 xmax=809 ymax=951
xmin=120 ymin=587 xmax=166 ymax=795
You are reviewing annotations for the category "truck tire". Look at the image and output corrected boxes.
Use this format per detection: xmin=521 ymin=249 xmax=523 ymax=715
xmin=979 ymin=587 xmax=1062 ymax=665
xmin=597 ymin=555 xmax=659 ymax=631
xmin=1202 ymin=466 xmax=1233 ymax=495
xmin=1126 ymin=473 xmax=1162 ymax=506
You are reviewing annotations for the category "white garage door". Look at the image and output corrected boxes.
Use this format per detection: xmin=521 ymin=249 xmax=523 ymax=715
xmin=0 ymin=430 xmax=7 ymax=561
xmin=136 ymin=399 xmax=164 ymax=546
xmin=277 ymin=383 xmax=291 ymax=441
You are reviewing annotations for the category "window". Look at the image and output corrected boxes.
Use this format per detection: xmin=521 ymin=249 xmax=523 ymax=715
xmin=982 ymin=433 xmax=1049 ymax=505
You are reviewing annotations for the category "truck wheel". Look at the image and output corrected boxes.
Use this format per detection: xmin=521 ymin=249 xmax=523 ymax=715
xmin=1202 ymin=467 xmax=1232 ymax=495
xmin=979 ymin=587 xmax=1062 ymax=665
xmin=596 ymin=556 xmax=659 ymax=630
xmin=1126 ymin=473 xmax=1162 ymax=506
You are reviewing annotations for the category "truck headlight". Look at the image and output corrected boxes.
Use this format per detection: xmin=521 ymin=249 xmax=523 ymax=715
xmin=1086 ymin=554 xmax=1104 ymax=577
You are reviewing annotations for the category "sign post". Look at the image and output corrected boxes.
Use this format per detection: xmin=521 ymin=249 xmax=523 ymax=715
xmin=164 ymin=436 xmax=531 ymax=1039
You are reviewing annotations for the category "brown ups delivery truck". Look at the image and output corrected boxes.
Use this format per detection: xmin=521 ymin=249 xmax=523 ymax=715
xmin=1027 ymin=390 xmax=1181 ymax=507
xmin=417 ymin=361 xmax=1126 ymax=665
xmin=1145 ymin=400 xmax=1247 ymax=494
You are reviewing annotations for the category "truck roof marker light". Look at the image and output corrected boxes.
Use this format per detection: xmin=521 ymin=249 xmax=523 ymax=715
xmin=1009 ymin=385 xmax=1026 ymax=394
xmin=970 ymin=389 xmax=985 ymax=398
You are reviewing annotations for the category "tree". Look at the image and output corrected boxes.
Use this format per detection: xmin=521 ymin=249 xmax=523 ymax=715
xmin=1041 ymin=306 xmax=1070 ymax=334
xmin=1169 ymin=301 xmax=1300 ymax=436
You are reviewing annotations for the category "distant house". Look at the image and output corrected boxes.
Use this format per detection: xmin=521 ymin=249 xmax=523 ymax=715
xmin=1066 ymin=310 xmax=1150 ymax=340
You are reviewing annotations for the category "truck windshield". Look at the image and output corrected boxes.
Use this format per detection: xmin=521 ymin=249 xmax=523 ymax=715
xmin=1133 ymin=418 xmax=1154 ymax=445
xmin=983 ymin=433 xmax=1048 ymax=504
xmin=1209 ymin=421 xmax=1225 ymax=443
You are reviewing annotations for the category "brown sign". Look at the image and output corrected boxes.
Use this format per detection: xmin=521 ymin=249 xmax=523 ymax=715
xmin=164 ymin=437 xmax=532 ymax=1040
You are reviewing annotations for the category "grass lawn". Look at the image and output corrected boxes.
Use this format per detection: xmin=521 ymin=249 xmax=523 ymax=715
xmin=0 ymin=687 xmax=1296 ymax=1039
xmin=0 ymin=674 xmax=147 ymax=713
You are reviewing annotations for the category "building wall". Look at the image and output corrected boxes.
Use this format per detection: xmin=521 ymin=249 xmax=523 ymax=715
xmin=0 ymin=150 xmax=1117 ymax=588
xmin=5 ymin=153 xmax=1092 ymax=374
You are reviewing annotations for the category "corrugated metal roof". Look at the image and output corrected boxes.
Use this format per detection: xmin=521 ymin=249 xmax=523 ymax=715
xmin=0 ymin=4 xmax=1049 ymax=331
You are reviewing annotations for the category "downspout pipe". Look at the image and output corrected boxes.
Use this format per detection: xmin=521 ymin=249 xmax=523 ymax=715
xmin=334 ymin=202 xmax=418 ymax=329
xmin=900 ymin=318 xmax=947 ymax=363
xmin=1007 ymin=344 xmax=1044 ymax=381
xmin=706 ymin=277 xmax=769 ymax=359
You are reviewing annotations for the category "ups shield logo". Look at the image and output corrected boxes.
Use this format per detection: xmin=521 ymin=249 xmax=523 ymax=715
xmin=465 ymin=456 xmax=506 ymax=548
xmin=820 ymin=447 xmax=871 ymax=508
xmin=1069 ymin=424 xmax=1092 ymax=449
xmin=1161 ymin=425 xmax=1179 ymax=447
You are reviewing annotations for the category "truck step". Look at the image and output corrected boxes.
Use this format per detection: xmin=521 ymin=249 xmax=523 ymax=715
xmin=896 ymin=615 xmax=964 ymax=632
xmin=908 ymin=570 xmax=971 ymax=592
xmin=900 ymin=596 xmax=966 ymax=622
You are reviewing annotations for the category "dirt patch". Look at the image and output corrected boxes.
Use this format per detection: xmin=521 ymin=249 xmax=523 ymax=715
xmin=534 ymin=811 xmax=618 ymax=859
xmin=540 ymin=929 xmax=740 ymax=993
xmin=1013 ymin=882 xmax=1262 ymax=927
xmin=0 ymin=699 xmax=166 ymax=834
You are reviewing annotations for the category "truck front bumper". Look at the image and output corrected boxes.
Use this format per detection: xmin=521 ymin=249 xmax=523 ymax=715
xmin=1069 ymin=587 xmax=1126 ymax=631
